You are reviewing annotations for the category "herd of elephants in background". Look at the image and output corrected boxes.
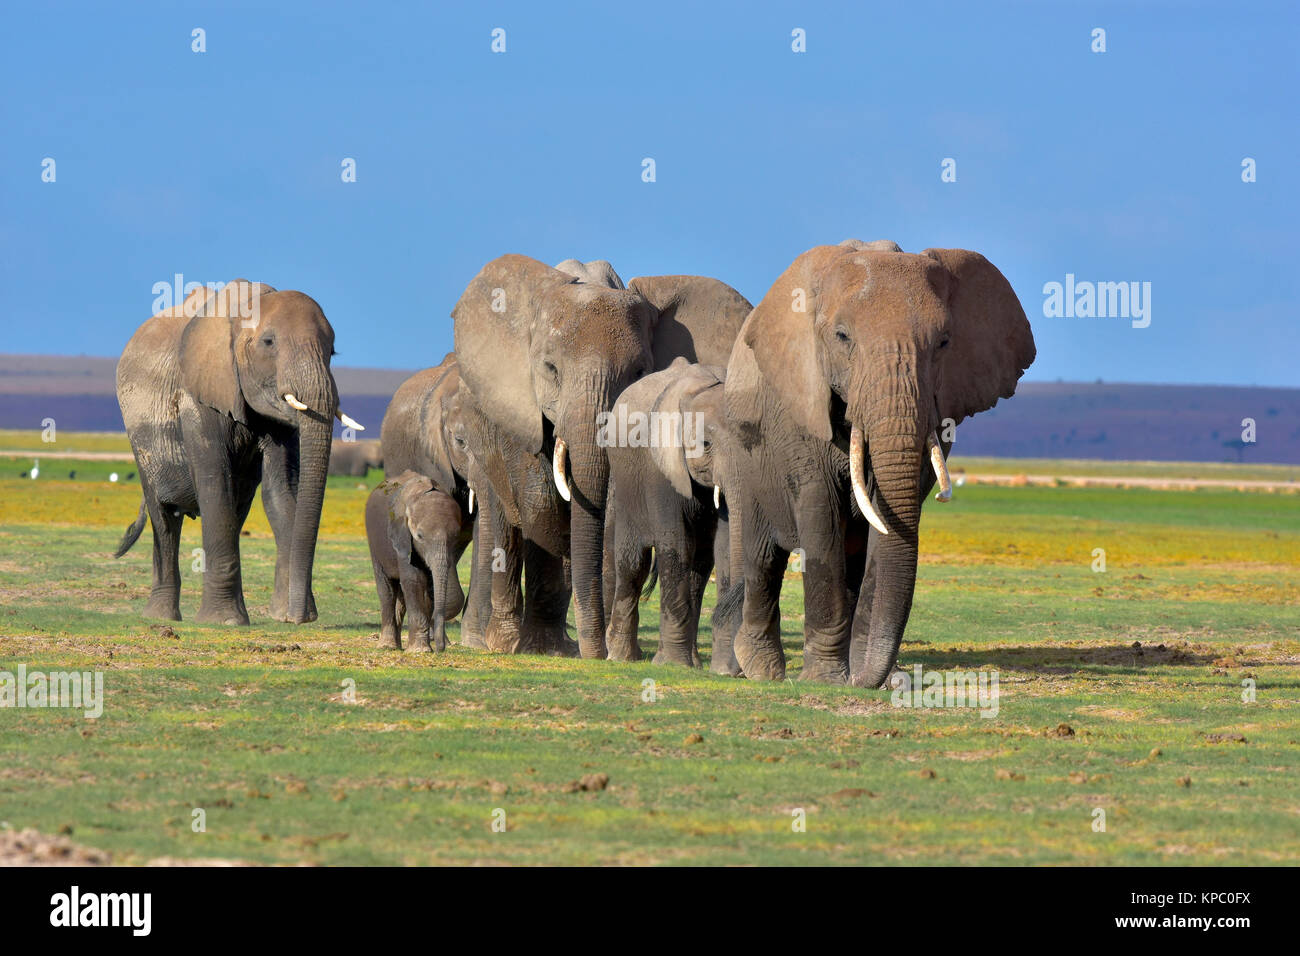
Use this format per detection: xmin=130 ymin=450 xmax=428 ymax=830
xmin=112 ymin=240 xmax=1036 ymax=689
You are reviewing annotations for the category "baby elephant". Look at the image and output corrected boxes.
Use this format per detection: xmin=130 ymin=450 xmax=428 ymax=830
xmin=365 ymin=470 xmax=469 ymax=651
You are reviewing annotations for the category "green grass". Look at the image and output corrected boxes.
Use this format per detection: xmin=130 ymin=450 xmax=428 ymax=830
xmin=0 ymin=438 xmax=1297 ymax=864
xmin=0 ymin=429 xmax=133 ymax=454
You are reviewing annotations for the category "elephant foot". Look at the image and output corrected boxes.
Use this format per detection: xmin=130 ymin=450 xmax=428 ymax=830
xmin=484 ymin=614 xmax=524 ymax=654
xmin=460 ymin=628 xmax=488 ymax=651
xmin=652 ymin=644 xmax=699 ymax=668
xmin=143 ymin=594 xmax=182 ymax=622
xmin=734 ymin=629 xmax=786 ymax=681
xmin=541 ymin=628 xmax=579 ymax=658
xmin=709 ymin=640 xmax=743 ymax=677
xmin=432 ymin=627 xmax=448 ymax=653
xmin=378 ymin=629 xmax=402 ymax=650
xmin=605 ymin=627 xmax=643 ymax=663
xmin=195 ymin=605 xmax=251 ymax=627
xmin=270 ymin=590 xmax=317 ymax=624
xmin=405 ymin=633 xmax=433 ymax=653
xmin=799 ymin=655 xmax=850 ymax=685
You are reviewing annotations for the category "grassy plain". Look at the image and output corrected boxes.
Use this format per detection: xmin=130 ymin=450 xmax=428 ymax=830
xmin=0 ymin=434 xmax=1296 ymax=864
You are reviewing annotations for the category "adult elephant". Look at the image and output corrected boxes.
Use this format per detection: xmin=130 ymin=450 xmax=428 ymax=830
xmin=725 ymin=240 xmax=1036 ymax=686
xmin=452 ymin=254 xmax=750 ymax=659
xmin=115 ymin=280 xmax=364 ymax=624
xmin=379 ymin=354 xmax=481 ymax=642
xmin=443 ymin=380 xmax=575 ymax=655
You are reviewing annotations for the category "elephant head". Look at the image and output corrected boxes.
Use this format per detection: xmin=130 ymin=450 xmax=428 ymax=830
xmin=632 ymin=358 xmax=730 ymax=503
xmin=453 ymin=255 xmax=657 ymax=656
xmin=177 ymin=279 xmax=359 ymax=623
xmin=727 ymin=241 xmax=1035 ymax=687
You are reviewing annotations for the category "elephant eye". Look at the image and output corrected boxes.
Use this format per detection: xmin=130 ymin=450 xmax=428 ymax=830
xmin=938 ymin=335 xmax=951 ymax=349
xmin=834 ymin=327 xmax=851 ymax=345
xmin=543 ymin=361 xmax=559 ymax=382
xmin=261 ymin=335 xmax=275 ymax=348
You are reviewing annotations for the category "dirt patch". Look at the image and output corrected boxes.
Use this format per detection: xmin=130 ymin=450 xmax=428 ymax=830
xmin=0 ymin=827 xmax=111 ymax=865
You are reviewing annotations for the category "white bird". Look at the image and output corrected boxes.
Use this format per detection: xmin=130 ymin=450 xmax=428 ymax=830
xmin=30 ymin=459 xmax=39 ymax=480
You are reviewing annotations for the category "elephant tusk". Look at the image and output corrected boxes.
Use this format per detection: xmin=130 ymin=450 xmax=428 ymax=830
xmin=850 ymin=424 xmax=889 ymax=536
xmin=927 ymin=431 xmax=952 ymax=502
xmin=713 ymin=484 xmax=721 ymax=510
xmin=283 ymin=393 xmax=310 ymax=411
xmin=468 ymin=488 xmax=475 ymax=515
xmin=552 ymin=438 xmax=572 ymax=502
xmin=337 ymin=410 xmax=365 ymax=431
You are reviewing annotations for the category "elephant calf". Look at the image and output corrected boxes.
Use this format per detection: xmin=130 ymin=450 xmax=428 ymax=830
xmin=603 ymin=359 xmax=742 ymax=673
xmin=365 ymin=471 xmax=470 ymax=652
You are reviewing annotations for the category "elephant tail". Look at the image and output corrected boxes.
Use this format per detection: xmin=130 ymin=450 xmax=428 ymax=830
xmin=114 ymin=498 xmax=148 ymax=558
xmin=640 ymin=554 xmax=659 ymax=602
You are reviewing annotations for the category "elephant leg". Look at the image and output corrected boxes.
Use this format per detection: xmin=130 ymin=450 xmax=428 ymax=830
xmin=374 ymin=563 xmax=402 ymax=650
xmin=143 ymin=489 xmax=183 ymax=622
xmin=262 ymin=434 xmax=316 ymax=623
xmin=606 ymin=527 xmax=652 ymax=663
xmin=709 ymin=509 xmax=742 ymax=677
xmin=795 ymin=496 xmax=851 ymax=684
xmin=399 ymin=565 xmax=434 ymax=652
xmin=192 ymin=465 xmax=252 ymax=627
xmin=522 ymin=542 xmax=576 ymax=657
xmin=461 ymin=517 xmax=492 ymax=649
xmin=732 ymin=512 xmax=788 ymax=682
xmin=653 ymin=521 xmax=707 ymax=668
xmin=483 ymin=495 xmax=524 ymax=654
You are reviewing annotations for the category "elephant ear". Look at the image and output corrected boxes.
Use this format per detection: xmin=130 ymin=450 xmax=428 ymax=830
xmin=725 ymin=246 xmax=839 ymax=441
xmin=647 ymin=360 xmax=722 ymax=498
xmin=452 ymin=255 xmax=557 ymax=454
xmin=627 ymin=275 xmax=754 ymax=370
xmin=417 ymin=364 xmax=460 ymax=493
xmin=553 ymin=258 xmax=625 ymax=289
xmin=177 ymin=280 xmax=277 ymax=425
xmin=923 ymin=249 xmax=1036 ymax=426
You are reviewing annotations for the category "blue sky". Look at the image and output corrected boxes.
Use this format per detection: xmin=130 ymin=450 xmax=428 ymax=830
xmin=2 ymin=0 xmax=1296 ymax=387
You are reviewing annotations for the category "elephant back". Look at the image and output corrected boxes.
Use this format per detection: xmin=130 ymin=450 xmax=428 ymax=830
xmin=381 ymin=354 xmax=457 ymax=486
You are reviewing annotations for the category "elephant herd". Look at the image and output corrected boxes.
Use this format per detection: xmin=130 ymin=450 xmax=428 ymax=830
xmin=114 ymin=240 xmax=1035 ymax=688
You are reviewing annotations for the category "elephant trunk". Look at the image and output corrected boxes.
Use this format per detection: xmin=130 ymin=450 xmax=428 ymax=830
xmin=850 ymin=357 xmax=924 ymax=689
xmin=429 ymin=546 xmax=452 ymax=651
xmin=563 ymin=387 xmax=612 ymax=660
xmin=285 ymin=374 xmax=335 ymax=624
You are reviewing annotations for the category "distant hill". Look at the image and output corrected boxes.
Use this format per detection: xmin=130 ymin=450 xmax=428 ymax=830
xmin=0 ymin=355 xmax=1296 ymax=463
